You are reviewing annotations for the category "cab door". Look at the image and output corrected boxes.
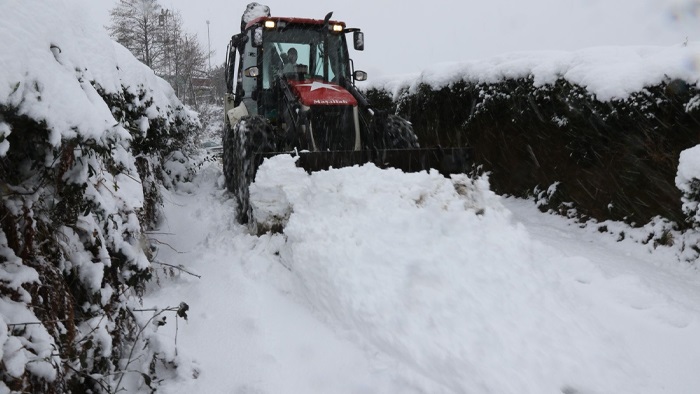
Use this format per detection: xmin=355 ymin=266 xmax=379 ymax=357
xmin=238 ymin=29 xmax=259 ymax=115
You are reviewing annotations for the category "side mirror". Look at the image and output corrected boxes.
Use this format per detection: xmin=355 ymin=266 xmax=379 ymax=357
xmin=252 ymin=27 xmax=263 ymax=47
xmin=353 ymin=31 xmax=364 ymax=51
xmin=353 ymin=70 xmax=367 ymax=82
xmin=244 ymin=66 xmax=260 ymax=77
xmin=231 ymin=33 xmax=248 ymax=49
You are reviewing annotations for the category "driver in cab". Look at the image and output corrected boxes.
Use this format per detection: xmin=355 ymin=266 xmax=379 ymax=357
xmin=282 ymin=47 xmax=298 ymax=73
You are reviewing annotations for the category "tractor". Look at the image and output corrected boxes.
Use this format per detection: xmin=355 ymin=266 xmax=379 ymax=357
xmin=223 ymin=8 xmax=471 ymax=225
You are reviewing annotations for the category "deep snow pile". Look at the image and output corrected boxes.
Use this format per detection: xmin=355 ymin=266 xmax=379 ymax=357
xmin=0 ymin=0 xmax=198 ymax=392
xmin=145 ymin=156 xmax=700 ymax=393
xmin=249 ymin=156 xmax=700 ymax=393
xmin=367 ymin=43 xmax=700 ymax=102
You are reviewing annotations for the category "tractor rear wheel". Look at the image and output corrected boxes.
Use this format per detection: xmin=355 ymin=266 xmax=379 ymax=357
xmin=227 ymin=115 xmax=277 ymax=224
xmin=222 ymin=123 xmax=235 ymax=192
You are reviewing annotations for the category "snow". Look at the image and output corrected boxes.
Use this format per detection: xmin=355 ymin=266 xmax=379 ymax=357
xmin=0 ymin=233 xmax=38 ymax=294
xmin=0 ymin=299 xmax=59 ymax=382
xmin=2 ymin=336 xmax=27 ymax=379
xmin=241 ymin=2 xmax=271 ymax=29
xmin=146 ymin=157 xmax=700 ymax=394
xmin=1 ymin=0 xmax=699 ymax=391
xmin=676 ymin=145 xmax=700 ymax=224
xmin=688 ymin=95 xmax=700 ymax=112
xmin=677 ymin=145 xmax=700 ymax=191
xmin=115 ymin=173 xmax=146 ymax=210
xmin=367 ymin=43 xmax=700 ymax=102
xmin=0 ymin=121 xmax=10 ymax=157
xmin=0 ymin=231 xmax=59 ymax=382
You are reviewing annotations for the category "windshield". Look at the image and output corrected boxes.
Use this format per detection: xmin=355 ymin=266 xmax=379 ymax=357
xmin=262 ymin=26 xmax=349 ymax=88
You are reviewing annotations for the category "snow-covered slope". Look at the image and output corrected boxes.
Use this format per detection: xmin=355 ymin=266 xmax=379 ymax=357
xmin=147 ymin=156 xmax=700 ymax=394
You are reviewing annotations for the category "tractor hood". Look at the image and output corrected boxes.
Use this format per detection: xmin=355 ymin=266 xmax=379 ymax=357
xmin=287 ymin=79 xmax=358 ymax=107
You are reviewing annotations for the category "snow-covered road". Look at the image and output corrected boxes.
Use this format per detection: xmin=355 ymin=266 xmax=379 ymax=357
xmin=147 ymin=156 xmax=700 ymax=394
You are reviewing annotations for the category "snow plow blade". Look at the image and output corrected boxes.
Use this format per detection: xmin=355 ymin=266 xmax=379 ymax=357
xmin=262 ymin=147 xmax=473 ymax=176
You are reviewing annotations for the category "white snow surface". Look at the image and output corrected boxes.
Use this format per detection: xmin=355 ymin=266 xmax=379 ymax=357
xmin=241 ymin=2 xmax=271 ymax=28
xmin=677 ymin=145 xmax=700 ymax=188
xmin=676 ymin=145 xmax=700 ymax=224
xmin=148 ymin=157 xmax=700 ymax=394
xmin=367 ymin=43 xmax=700 ymax=101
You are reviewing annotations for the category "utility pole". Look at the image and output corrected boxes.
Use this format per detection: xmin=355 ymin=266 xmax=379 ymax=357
xmin=206 ymin=20 xmax=211 ymax=73
xmin=160 ymin=9 xmax=170 ymax=81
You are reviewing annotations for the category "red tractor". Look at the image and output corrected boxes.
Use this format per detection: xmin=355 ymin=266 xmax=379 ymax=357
xmin=223 ymin=9 xmax=470 ymax=224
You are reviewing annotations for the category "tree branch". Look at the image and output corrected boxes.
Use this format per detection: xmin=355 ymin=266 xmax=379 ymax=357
xmin=152 ymin=261 xmax=201 ymax=279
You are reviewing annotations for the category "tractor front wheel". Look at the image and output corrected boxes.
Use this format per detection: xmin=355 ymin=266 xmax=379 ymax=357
xmin=222 ymin=122 xmax=235 ymax=192
xmin=226 ymin=115 xmax=277 ymax=224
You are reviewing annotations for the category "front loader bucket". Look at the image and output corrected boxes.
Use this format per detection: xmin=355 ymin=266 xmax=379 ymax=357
xmin=259 ymin=147 xmax=473 ymax=177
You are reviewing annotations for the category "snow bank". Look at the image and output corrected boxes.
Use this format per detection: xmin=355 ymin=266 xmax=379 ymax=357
xmin=248 ymin=156 xmax=700 ymax=393
xmin=368 ymin=43 xmax=700 ymax=102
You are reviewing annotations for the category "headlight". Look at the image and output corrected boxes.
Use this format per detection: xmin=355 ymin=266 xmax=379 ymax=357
xmin=264 ymin=20 xmax=276 ymax=29
xmin=331 ymin=24 xmax=343 ymax=32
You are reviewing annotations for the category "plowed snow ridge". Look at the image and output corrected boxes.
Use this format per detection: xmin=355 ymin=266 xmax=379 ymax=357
xmin=149 ymin=156 xmax=700 ymax=394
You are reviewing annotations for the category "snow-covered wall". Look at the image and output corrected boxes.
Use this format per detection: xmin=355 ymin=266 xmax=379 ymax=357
xmin=0 ymin=1 xmax=198 ymax=392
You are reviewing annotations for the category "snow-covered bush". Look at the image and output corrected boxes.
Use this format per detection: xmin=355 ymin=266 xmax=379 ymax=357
xmin=363 ymin=44 xmax=700 ymax=228
xmin=0 ymin=1 xmax=198 ymax=392
xmin=158 ymin=102 xmax=223 ymax=193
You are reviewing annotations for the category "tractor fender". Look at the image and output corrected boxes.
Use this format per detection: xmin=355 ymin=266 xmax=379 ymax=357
xmin=227 ymin=103 xmax=249 ymax=128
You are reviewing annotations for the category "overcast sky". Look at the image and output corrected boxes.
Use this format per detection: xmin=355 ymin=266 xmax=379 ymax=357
xmin=88 ymin=0 xmax=700 ymax=77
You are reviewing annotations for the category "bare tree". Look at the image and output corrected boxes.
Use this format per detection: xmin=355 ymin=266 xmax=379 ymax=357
xmin=108 ymin=1 xmax=209 ymax=106
xmin=209 ymin=63 xmax=227 ymax=102
xmin=156 ymin=10 xmax=209 ymax=106
xmin=179 ymin=33 xmax=209 ymax=105
xmin=108 ymin=0 xmax=163 ymax=68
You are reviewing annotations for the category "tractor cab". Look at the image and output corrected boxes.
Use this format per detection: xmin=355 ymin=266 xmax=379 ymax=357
xmin=226 ymin=14 xmax=366 ymax=123
xmin=259 ymin=19 xmax=351 ymax=85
